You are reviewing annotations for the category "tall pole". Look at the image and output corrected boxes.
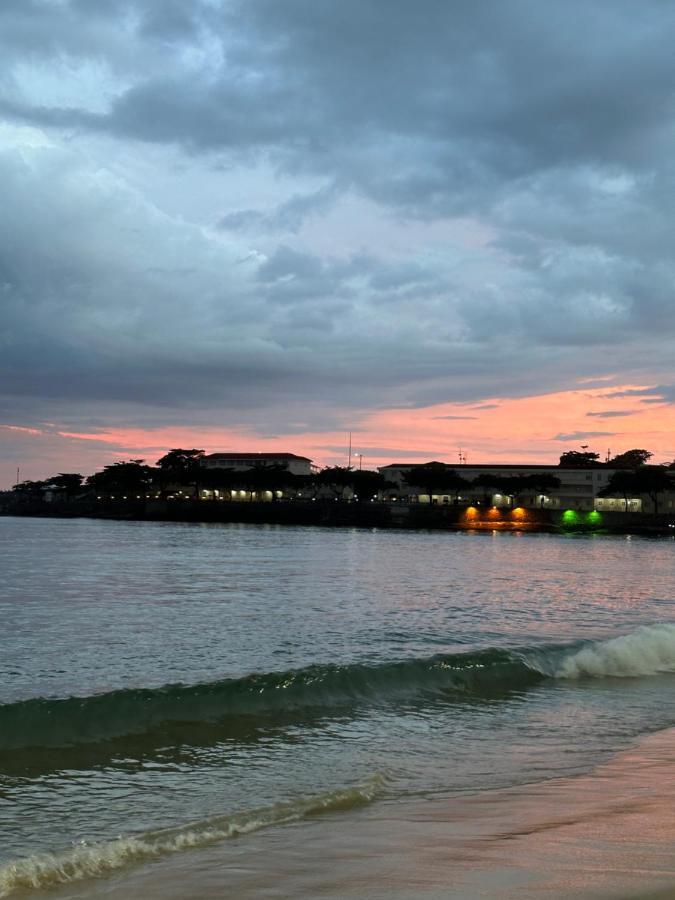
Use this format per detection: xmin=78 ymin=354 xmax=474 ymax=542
xmin=348 ymin=432 xmax=352 ymax=469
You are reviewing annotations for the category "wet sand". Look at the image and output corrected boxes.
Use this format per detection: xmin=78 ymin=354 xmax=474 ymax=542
xmin=34 ymin=728 xmax=675 ymax=900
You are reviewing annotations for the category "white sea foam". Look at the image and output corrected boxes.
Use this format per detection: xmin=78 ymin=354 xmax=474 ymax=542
xmin=0 ymin=777 xmax=383 ymax=897
xmin=555 ymin=623 xmax=675 ymax=679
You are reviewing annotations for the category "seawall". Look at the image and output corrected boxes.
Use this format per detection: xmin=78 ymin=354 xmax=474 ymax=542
xmin=2 ymin=499 xmax=674 ymax=535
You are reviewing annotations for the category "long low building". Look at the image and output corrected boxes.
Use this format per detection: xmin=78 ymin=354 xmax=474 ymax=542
xmin=378 ymin=462 xmax=643 ymax=512
xmin=201 ymin=452 xmax=314 ymax=476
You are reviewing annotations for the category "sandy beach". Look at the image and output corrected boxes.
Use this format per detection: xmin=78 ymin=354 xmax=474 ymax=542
xmin=33 ymin=726 xmax=675 ymax=900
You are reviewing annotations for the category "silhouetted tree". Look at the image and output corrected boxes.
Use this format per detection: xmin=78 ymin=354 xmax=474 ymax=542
xmin=49 ymin=473 xmax=84 ymax=500
xmin=559 ymin=450 xmax=602 ymax=467
xmin=520 ymin=473 xmax=561 ymax=505
xmin=86 ymin=460 xmax=154 ymax=496
xmin=156 ymin=449 xmax=205 ymax=472
xmin=471 ymin=473 xmax=506 ymax=504
xmin=600 ymin=466 xmax=672 ymax=514
xmin=607 ymin=449 xmax=653 ymax=469
xmin=349 ymin=469 xmax=386 ymax=501
xmin=246 ymin=464 xmax=294 ymax=499
xmin=156 ymin=449 xmax=205 ymax=494
xmin=403 ymin=463 xmax=469 ymax=504
xmin=632 ymin=466 xmax=672 ymax=515
xmin=12 ymin=479 xmax=48 ymax=496
xmin=200 ymin=466 xmax=236 ymax=498
xmin=316 ymin=466 xmax=355 ymax=499
xmin=599 ymin=471 xmax=638 ymax=512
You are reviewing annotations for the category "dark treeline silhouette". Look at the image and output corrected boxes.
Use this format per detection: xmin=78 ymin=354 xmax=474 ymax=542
xmin=10 ymin=451 xmax=388 ymax=503
xmin=8 ymin=447 xmax=675 ymax=510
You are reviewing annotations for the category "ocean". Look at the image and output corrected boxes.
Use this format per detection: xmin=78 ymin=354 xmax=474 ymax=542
xmin=1 ymin=516 xmax=675 ymax=898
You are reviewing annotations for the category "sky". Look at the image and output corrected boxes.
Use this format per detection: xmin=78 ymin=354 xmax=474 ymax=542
xmin=2 ymin=0 xmax=675 ymax=487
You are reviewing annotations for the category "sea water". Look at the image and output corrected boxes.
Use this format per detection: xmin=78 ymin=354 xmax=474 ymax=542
xmin=1 ymin=516 xmax=675 ymax=897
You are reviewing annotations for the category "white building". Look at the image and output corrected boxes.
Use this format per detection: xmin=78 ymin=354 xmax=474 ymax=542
xmin=378 ymin=463 xmax=643 ymax=512
xmin=201 ymin=452 xmax=313 ymax=476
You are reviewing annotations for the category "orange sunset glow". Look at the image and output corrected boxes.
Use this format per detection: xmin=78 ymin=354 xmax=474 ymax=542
xmin=4 ymin=382 xmax=674 ymax=487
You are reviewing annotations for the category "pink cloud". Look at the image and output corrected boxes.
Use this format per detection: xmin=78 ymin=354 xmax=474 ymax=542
xmin=3 ymin=383 xmax=674 ymax=488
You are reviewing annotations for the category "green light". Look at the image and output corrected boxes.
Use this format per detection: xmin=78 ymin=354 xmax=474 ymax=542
xmin=562 ymin=509 xmax=580 ymax=525
xmin=586 ymin=510 xmax=602 ymax=525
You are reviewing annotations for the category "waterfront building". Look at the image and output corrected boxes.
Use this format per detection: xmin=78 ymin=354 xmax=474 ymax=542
xmin=201 ymin=452 xmax=313 ymax=476
xmin=378 ymin=463 xmax=644 ymax=512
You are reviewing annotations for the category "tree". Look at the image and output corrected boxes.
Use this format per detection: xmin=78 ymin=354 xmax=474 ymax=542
xmin=156 ymin=449 xmax=205 ymax=472
xmin=402 ymin=463 xmax=469 ymax=504
xmin=86 ymin=460 xmax=155 ymax=496
xmin=632 ymin=466 xmax=672 ymax=515
xmin=520 ymin=473 xmax=561 ymax=506
xmin=599 ymin=471 xmax=638 ymax=512
xmin=316 ymin=466 xmax=355 ymax=500
xmin=239 ymin=464 xmax=294 ymax=500
xmin=559 ymin=450 xmax=602 ymax=467
xmin=200 ymin=465 xmax=236 ymax=498
xmin=12 ymin=479 xmax=48 ymax=496
xmin=155 ymin=449 xmax=205 ymax=496
xmin=472 ymin=472 xmax=507 ymax=504
xmin=349 ymin=469 xmax=386 ymax=501
xmin=48 ymin=473 xmax=84 ymax=500
xmin=607 ymin=449 xmax=653 ymax=469
xmin=600 ymin=466 xmax=672 ymax=514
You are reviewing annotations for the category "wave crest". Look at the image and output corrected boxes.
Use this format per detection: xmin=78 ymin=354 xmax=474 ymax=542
xmin=555 ymin=623 xmax=675 ymax=679
xmin=3 ymin=624 xmax=675 ymax=755
xmin=0 ymin=650 xmax=540 ymax=751
xmin=0 ymin=778 xmax=382 ymax=897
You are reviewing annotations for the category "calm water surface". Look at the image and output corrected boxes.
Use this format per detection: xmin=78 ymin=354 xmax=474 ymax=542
xmin=1 ymin=517 xmax=674 ymax=895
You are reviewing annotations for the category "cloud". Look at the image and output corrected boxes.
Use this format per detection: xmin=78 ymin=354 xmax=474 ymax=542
xmin=2 ymin=1 xmax=675 ymax=480
xmin=0 ymin=421 xmax=138 ymax=483
xmin=602 ymin=385 xmax=675 ymax=403
xmin=602 ymin=387 xmax=660 ymax=399
xmin=218 ymin=181 xmax=343 ymax=234
xmin=432 ymin=415 xmax=477 ymax=421
xmin=586 ymin=410 xmax=634 ymax=418
xmin=553 ymin=431 xmax=616 ymax=442
xmin=318 ymin=445 xmax=439 ymax=459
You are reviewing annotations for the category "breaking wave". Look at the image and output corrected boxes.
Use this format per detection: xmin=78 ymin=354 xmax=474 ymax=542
xmin=0 ymin=649 xmax=542 ymax=751
xmin=554 ymin=623 xmax=675 ymax=679
xmin=0 ymin=778 xmax=382 ymax=896
xmin=2 ymin=624 xmax=675 ymax=753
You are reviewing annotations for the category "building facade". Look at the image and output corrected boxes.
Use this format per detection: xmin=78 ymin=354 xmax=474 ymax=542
xmin=378 ymin=462 xmax=644 ymax=512
xmin=201 ymin=452 xmax=313 ymax=476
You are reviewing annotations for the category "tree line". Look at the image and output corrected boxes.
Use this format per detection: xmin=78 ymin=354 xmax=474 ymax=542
xmin=10 ymin=449 xmax=389 ymax=503
xmin=10 ymin=447 xmax=675 ymax=511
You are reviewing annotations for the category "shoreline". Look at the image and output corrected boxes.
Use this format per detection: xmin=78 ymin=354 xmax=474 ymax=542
xmin=30 ymin=726 xmax=675 ymax=900
xmin=2 ymin=501 xmax=674 ymax=536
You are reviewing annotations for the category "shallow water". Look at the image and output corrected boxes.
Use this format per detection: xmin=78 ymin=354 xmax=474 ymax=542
xmin=1 ymin=517 xmax=674 ymax=897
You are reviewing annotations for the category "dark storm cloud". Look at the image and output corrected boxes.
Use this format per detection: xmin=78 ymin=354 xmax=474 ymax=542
xmin=24 ymin=10 xmax=675 ymax=159
xmin=5 ymin=1 xmax=675 ymax=199
xmin=1 ymin=0 xmax=675 ymax=441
